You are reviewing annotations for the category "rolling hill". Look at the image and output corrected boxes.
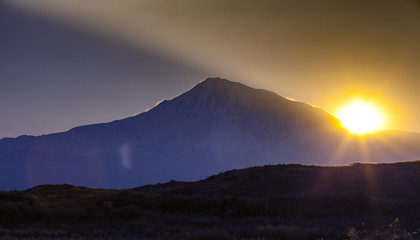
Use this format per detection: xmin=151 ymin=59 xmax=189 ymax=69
xmin=1 ymin=161 xmax=420 ymax=239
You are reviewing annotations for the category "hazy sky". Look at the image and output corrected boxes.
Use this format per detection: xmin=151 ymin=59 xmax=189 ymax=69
xmin=1 ymin=0 xmax=420 ymax=138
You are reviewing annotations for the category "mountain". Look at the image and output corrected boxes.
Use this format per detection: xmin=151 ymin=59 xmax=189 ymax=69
xmin=1 ymin=77 xmax=420 ymax=190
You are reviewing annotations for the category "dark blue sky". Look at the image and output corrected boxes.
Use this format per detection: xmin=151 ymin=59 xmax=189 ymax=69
xmin=1 ymin=0 xmax=420 ymax=138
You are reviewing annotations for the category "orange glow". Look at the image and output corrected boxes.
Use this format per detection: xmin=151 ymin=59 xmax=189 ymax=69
xmin=337 ymin=100 xmax=385 ymax=135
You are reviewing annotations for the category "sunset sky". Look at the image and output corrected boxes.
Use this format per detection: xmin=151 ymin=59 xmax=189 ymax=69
xmin=1 ymin=0 xmax=420 ymax=138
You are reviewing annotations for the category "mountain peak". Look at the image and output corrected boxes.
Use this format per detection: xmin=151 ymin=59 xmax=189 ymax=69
xmin=186 ymin=77 xmax=278 ymax=101
xmin=149 ymin=77 xmax=339 ymax=132
xmin=191 ymin=77 xmax=246 ymax=92
xmin=200 ymin=77 xmax=233 ymax=84
xmin=156 ymin=77 xmax=280 ymax=117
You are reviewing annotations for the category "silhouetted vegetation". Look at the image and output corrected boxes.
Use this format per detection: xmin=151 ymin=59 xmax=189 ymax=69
xmin=1 ymin=161 xmax=420 ymax=239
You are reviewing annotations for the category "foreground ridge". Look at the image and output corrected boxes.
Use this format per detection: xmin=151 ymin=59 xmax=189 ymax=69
xmin=1 ymin=161 xmax=420 ymax=239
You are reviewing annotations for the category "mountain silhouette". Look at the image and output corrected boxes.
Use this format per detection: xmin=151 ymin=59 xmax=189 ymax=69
xmin=1 ymin=78 xmax=420 ymax=190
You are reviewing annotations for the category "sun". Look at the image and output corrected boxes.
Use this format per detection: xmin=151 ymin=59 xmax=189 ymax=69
xmin=337 ymin=101 xmax=384 ymax=135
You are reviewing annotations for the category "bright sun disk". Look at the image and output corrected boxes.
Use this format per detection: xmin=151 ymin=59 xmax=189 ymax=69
xmin=337 ymin=101 xmax=384 ymax=135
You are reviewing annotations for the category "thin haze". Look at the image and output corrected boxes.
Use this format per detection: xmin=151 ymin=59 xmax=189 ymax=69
xmin=1 ymin=0 xmax=420 ymax=138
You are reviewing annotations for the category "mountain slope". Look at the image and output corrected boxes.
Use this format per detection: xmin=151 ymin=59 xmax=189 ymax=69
xmin=1 ymin=78 xmax=420 ymax=190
